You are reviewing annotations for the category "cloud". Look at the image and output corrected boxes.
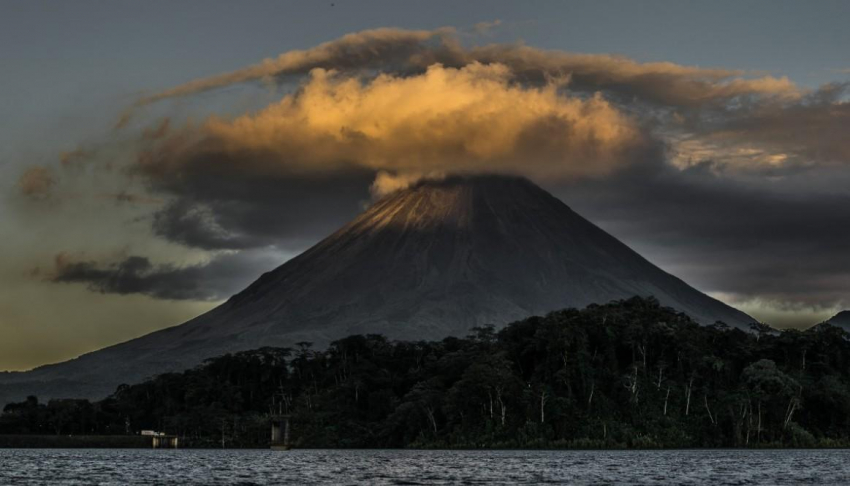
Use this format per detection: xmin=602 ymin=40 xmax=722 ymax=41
xmin=129 ymin=62 xmax=658 ymax=250
xmin=697 ymin=83 xmax=850 ymax=169
xmin=448 ymin=45 xmax=799 ymax=108
xmin=18 ymin=166 xmax=55 ymax=199
xmin=472 ymin=20 xmax=502 ymax=36
xmin=49 ymin=251 xmax=282 ymax=301
xmin=141 ymin=63 xmax=651 ymax=181
xmin=59 ymin=149 xmax=91 ymax=168
xmin=142 ymin=118 xmax=171 ymax=140
xmin=135 ymin=28 xmax=452 ymax=106
xmin=556 ymin=160 xmax=850 ymax=323
xmin=143 ymin=165 xmax=375 ymax=251
xmin=151 ymin=200 xmax=252 ymax=251
xmin=106 ymin=192 xmax=163 ymax=205
xmin=136 ymin=27 xmax=799 ymax=111
xmin=370 ymin=171 xmax=446 ymax=199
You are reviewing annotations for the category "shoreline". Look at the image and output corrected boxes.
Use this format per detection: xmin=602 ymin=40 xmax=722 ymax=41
xmin=0 ymin=435 xmax=162 ymax=449
xmin=3 ymin=436 xmax=850 ymax=451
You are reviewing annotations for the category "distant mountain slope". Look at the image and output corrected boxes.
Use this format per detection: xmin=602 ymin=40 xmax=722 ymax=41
xmin=0 ymin=175 xmax=754 ymax=403
xmin=828 ymin=311 xmax=850 ymax=330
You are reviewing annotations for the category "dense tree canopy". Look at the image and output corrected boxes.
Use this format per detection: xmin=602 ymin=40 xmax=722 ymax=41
xmin=3 ymin=297 xmax=850 ymax=448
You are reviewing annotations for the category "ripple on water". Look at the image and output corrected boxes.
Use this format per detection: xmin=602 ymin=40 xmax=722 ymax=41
xmin=1 ymin=449 xmax=850 ymax=485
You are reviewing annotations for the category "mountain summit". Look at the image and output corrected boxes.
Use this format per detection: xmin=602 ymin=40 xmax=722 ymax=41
xmin=0 ymin=175 xmax=754 ymax=402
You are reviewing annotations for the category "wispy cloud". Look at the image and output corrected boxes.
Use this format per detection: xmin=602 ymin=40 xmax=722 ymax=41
xmin=48 ymin=251 xmax=281 ymax=301
xmin=131 ymin=27 xmax=800 ymax=113
xmin=18 ymin=166 xmax=56 ymax=200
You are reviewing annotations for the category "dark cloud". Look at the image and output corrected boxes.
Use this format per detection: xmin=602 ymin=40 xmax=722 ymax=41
xmin=556 ymin=160 xmax=850 ymax=315
xmin=701 ymin=83 xmax=850 ymax=167
xmin=146 ymin=158 xmax=375 ymax=250
xmin=50 ymin=252 xmax=282 ymax=301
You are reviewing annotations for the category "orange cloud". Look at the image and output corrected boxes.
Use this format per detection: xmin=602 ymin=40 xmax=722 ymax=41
xmin=18 ymin=166 xmax=55 ymax=199
xmin=139 ymin=63 xmax=649 ymax=185
xmin=370 ymin=171 xmax=446 ymax=198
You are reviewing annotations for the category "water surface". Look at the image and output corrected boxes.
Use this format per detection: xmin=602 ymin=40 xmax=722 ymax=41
xmin=1 ymin=448 xmax=848 ymax=485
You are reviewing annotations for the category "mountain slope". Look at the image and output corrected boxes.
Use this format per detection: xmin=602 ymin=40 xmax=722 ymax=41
xmin=828 ymin=311 xmax=850 ymax=330
xmin=0 ymin=175 xmax=754 ymax=403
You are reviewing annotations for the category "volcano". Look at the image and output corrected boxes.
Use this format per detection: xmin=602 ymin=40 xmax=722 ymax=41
xmin=0 ymin=175 xmax=754 ymax=402
xmin=828 ymin=311 xmax=850 ymax=329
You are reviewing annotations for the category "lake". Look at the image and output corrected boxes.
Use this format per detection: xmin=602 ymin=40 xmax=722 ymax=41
xmin=1 ymin=448 xmax=848 ymax=484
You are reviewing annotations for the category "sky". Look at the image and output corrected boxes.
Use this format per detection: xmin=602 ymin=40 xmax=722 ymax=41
xmin=2 ymin=0 xmax=850 ymax=371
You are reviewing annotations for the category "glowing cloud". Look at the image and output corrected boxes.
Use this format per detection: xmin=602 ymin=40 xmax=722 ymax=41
xmin=139 ymin=63 xmax=650 ymax=185
xmin=370 ymin=171 xmax=447 ymax=198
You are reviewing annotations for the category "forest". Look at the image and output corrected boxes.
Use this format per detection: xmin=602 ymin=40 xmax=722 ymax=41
xmin=3 ymin=297 xmax=850 ymax=449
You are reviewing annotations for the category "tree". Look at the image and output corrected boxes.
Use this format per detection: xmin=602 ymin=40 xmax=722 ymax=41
xmin=742 ymin=359 xmax=800 ymax=442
